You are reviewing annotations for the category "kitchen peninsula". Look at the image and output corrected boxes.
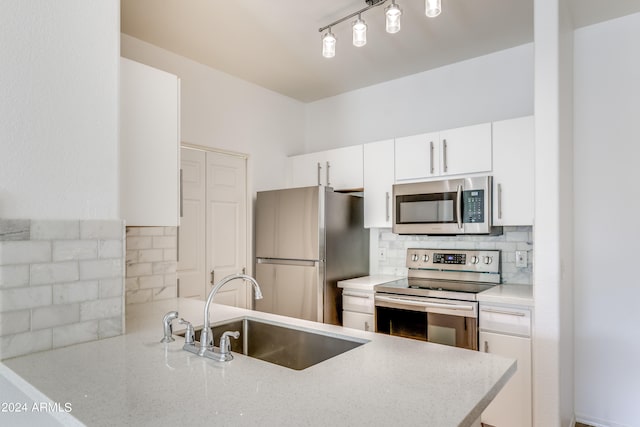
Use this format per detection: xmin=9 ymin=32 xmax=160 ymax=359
xmin=3 ymin=298 xmax=515 ymax=426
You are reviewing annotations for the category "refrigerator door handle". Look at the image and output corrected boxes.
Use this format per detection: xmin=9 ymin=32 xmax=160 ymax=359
xmin=256 ymin=258 xmax=319 ymax=267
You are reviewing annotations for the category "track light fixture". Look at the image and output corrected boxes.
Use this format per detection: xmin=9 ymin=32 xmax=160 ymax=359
xmin=318 ymin=0 xmax=444 ymax=58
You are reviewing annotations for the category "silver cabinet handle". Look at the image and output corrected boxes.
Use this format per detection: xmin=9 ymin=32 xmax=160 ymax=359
xmin=210 ymin=270 xmax=215 ymax=285
xmin=343 ymin=292 xmax=371 ymax=299
xmin=497 ymin=183 xmax=503 ymax=219
xmin=364 ymin=321 xmax=370 ymax=332
xmin=480 ymin=308 xmax=526 ymax=317
xmin=317 ymin=162 xmax=322 ymax=186
xmin=385 ymin=191 xmax=390 ymax=222
xmin=484 ymin=340 xmax=489 ymax=353
xmin=326 ymin=161 xmax=331 ymax=186
xmin=456 ymin=184 xmax=463 ymax=230
xmin=179 ymin=169 xmax=184 ymax=218
xmin=429 ymin=141 xmax=434 ymax=174
xmin=442 ymin=139 xmax=448 ymax=173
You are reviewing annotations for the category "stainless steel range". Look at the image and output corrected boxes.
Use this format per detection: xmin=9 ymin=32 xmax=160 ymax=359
xmin=375 ymin=248 xmax=500 ymax=350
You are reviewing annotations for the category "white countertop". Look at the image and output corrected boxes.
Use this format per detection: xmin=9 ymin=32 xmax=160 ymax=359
xmin=478 ymin=284 xmax=534 ymax=307
xmin=4 ymin=298 xmax=515 ymax=427
xmin=337 ymin=274 xmax=405 ymax=291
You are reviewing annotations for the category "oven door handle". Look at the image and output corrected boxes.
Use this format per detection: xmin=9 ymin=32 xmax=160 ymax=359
xmin=375 ymin=295 xmax=474 ymax=311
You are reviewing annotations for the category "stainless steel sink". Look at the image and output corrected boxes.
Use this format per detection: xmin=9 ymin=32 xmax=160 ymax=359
xmin=176 ymin=317 xmax=367 ymax=370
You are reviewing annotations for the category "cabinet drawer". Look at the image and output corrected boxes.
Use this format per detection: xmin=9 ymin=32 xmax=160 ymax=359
xmin=479 ymin=305 xmax=531 ymax=337
xmin=342 ymin=291 xmax=374 ymax=314
xmin=343 ymin=311 xmax=374 ymax=332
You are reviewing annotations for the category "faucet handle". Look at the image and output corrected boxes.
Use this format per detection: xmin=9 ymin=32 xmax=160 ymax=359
xmin=219 ymin=331 xmax=240 ymax=356
xmin=178 ymin=318 xmax=195 ymax=345
xmin=160 ymin=310 xmax=179 ymax=343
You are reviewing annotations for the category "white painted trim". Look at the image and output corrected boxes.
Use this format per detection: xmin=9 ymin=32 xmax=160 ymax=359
xmin=181 ymin=141 xmax=248 ymax=159
xmin=576 ymin=414 xmax=619 ymax=427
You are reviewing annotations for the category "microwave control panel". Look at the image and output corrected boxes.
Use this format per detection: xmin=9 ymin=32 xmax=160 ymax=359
xmin=462 ymin=190 xmax=485 ymax=223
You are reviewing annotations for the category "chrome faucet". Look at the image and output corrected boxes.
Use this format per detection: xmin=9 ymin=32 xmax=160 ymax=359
xmin=182 ymin=273 xmax=263 ymax=362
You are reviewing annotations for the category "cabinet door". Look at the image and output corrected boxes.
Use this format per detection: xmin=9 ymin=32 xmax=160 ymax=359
xmin=364 ymin=139 xmax=394 ymax=228
xmin=343 ymin=311 xmax=375 ymax=332
xmin=480 ymin=331 xmax=532 ymax=427
xmin=120 ymin=58 xmax=180 ymax=226
xmin=287 ymin=152 xmax=323 ymax=188
xmin=492 ymin=116 xmax=534 ymax=226
xmin=325 ymin=145 xmax=363 ymax=191
xmin=394 ymin=132 xmax=440 ymax=181
xmin=439 ymin=123 xmax=492 ymax=176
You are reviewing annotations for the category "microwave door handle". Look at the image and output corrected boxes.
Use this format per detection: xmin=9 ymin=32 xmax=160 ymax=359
xmin=456 ymin=184 xmax=463 ymax=230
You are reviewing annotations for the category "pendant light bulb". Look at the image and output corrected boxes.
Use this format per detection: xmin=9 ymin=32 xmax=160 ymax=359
xmin=425 ymin=0 xmax=441 ymax=18
xmin=385 ymin=1 xmax=402 ymax=34
xmin=352 ymin=15 xmax=367 ymax=47
xmin=322 ymin=29 xmax=336 ymax=58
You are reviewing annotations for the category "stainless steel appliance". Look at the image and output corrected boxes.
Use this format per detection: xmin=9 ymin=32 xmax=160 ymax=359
xmin=375 ymin=248 xmax=500 ymax=350
xmin=255 ymin=186 xmax=369 ymax=325
xmin=392 ymin=175 xmax=499 ymax=235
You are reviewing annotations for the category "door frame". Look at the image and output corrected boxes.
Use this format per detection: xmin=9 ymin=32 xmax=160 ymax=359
xmin=180 ymin=142 xmax=252 ymax=305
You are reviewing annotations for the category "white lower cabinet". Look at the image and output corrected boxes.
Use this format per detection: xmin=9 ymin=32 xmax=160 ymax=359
xmin=340 ymin=288 xmax=375 ymax=331
xmin=343 ymin=311 xmax=374 ymax=332
xmin=479 ymin=304 xmax=532 ymax=427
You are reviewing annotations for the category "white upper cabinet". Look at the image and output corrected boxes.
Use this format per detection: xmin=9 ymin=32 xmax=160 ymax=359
xmin=492 ymin=116 xmax=534 ymax=226
xmin=394 ymin=132 xmax=439 ymax=181
xmin=394 ymin=123 xmax=491 ymax=182
xmin=363 ymin=139 xmax=395 ymax=228
xmin=287 ymin=145 xmax=363 ymax=191
xmin=120 ymin=58 xmax=180 ymax=226
xmin=439 ymin=123 xmax=492 ymax=176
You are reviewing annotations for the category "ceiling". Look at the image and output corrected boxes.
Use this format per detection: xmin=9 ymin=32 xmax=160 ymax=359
xmin=121 ymin=0 xmax=640 ymax=103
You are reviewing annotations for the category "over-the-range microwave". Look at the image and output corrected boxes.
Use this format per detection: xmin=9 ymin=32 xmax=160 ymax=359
xmin=392 ymin=175 xmax=501 ymax=235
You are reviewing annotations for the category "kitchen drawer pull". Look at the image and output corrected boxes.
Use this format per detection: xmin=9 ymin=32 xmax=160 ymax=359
xmin=484 ymin=340 xmax=489 ymax=353
xmin=442 ymin=139 xmax=448 ymax=173
xmin=343 ymin=292 xmax=372 ymax=299
xmin=429 ymin=141 xmax=434 ymax=174
xmin=480 ymin=308 xmax=526 ymax=317
xmin=326 ymin=161 xmax=331 ymax=186
xmin=317 ymin=162 xmax=322 ymax=186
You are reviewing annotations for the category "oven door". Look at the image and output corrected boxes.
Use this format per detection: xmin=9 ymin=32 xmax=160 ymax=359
xmin=375 ymin=294 xmax=478 ymax=350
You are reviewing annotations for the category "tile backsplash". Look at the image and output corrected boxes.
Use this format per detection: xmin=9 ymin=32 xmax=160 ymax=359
xmin=0 ymin=219 xmax=125 ymax=360
xmin=373 ymin=226 xmax=533 ymax=284
xmin=125 ymin=226 xmax=177 ymax=305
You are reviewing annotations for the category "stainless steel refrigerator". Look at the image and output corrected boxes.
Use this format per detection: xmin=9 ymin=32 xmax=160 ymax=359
xmin=254 ymin=186 xmax=369 ymax=325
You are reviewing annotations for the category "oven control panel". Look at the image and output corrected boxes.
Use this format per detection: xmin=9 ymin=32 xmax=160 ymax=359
xmin=406 ymin=248 xmax=500 ymax=274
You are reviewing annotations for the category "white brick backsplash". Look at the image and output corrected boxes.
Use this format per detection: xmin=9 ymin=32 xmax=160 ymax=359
xmin=53 ymin=240 xmax=98 ymax=261
xmin=53 ymin=281 xmax=99 ymax=304
xmin=0 ymin=265 xmax=29 ymax=288
xmin=125 ymin=227 xmax=140 ymax=237
xmin=126 ymin=262 xmax=152 ymax=278
xmin=30 ymin=261 xmax=79 ymax=285
xmin=0 ymin=241 xmax=51 ymax=265
xmin=126 ymin=250 xmax=138 ymax=263
xmin=30 ymin=220 xmax=80 ymax=240
xmin=139 ymin=275 xmax=164 ymax=289
xmin=164 ymin=274 xmax=176 ymax=286
xmin=0 ymin=329 xmax=52 ymax=360
xmin=0 ymin=218 xmax=124 ymax=359
xmin=163 ymin=248 xmax=177 ymax=261
xmin=138 ymin=249 xmax=164 ymax=263
xmin=126 ymin=236 xmax=152 ymax=250
xmin=0 ymin=310 xmax=31 ymax=336
xmin=80 ymin=220 xmax=123 ymax=240
xmin=125 ymin=277 xmax=139 ymax=291
xmin=153 ymin=286 xmax=177 ymax=301
xmin=99 ymin=317 xmax=123 ymax=339
xmin=52 ymin=321 xmax=98 ymax=348
xmin=163 ymin=227 xmax=177 ymax=236
xmin=79 ymin=259 xmax=122 ymax=280
xmin=99 ymin=240 xmax=123 ymax=259
xmin=152 ymin=236 xmax=176 ymax=249
xmin=32 ymin=304 xmax=80 ymax=330
xmin=0 ymin=286 xmax=52 ymax=312
xmin=80 ymin=297 xmax=122 ymax=321
xmin=99 ymin=278 xmax=123 ymax=299
xmin=153 ymin=261 xmax=176 ymax=275
xmin=126 ymin=289 xmax=152 ymax=305
xmin=137 ymin=227 xmax=165 ymax=236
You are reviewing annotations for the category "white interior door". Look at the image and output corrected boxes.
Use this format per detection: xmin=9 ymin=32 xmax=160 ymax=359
xmin=177 ymin=148 xmax=206 ymax=299
xmin=206 ymin=151 xmax=248 ymax=308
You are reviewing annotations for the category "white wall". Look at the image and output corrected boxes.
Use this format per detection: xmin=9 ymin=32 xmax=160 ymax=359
xmin=0 ymin=0 xmax=120 ymax=220
xmin=574 ymin=13 xmax=640 ymax=427
xmin=304 ymin=44 xmax=534 ymax=152
xmin=121 ymin=35 xmax=305 ymax=193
